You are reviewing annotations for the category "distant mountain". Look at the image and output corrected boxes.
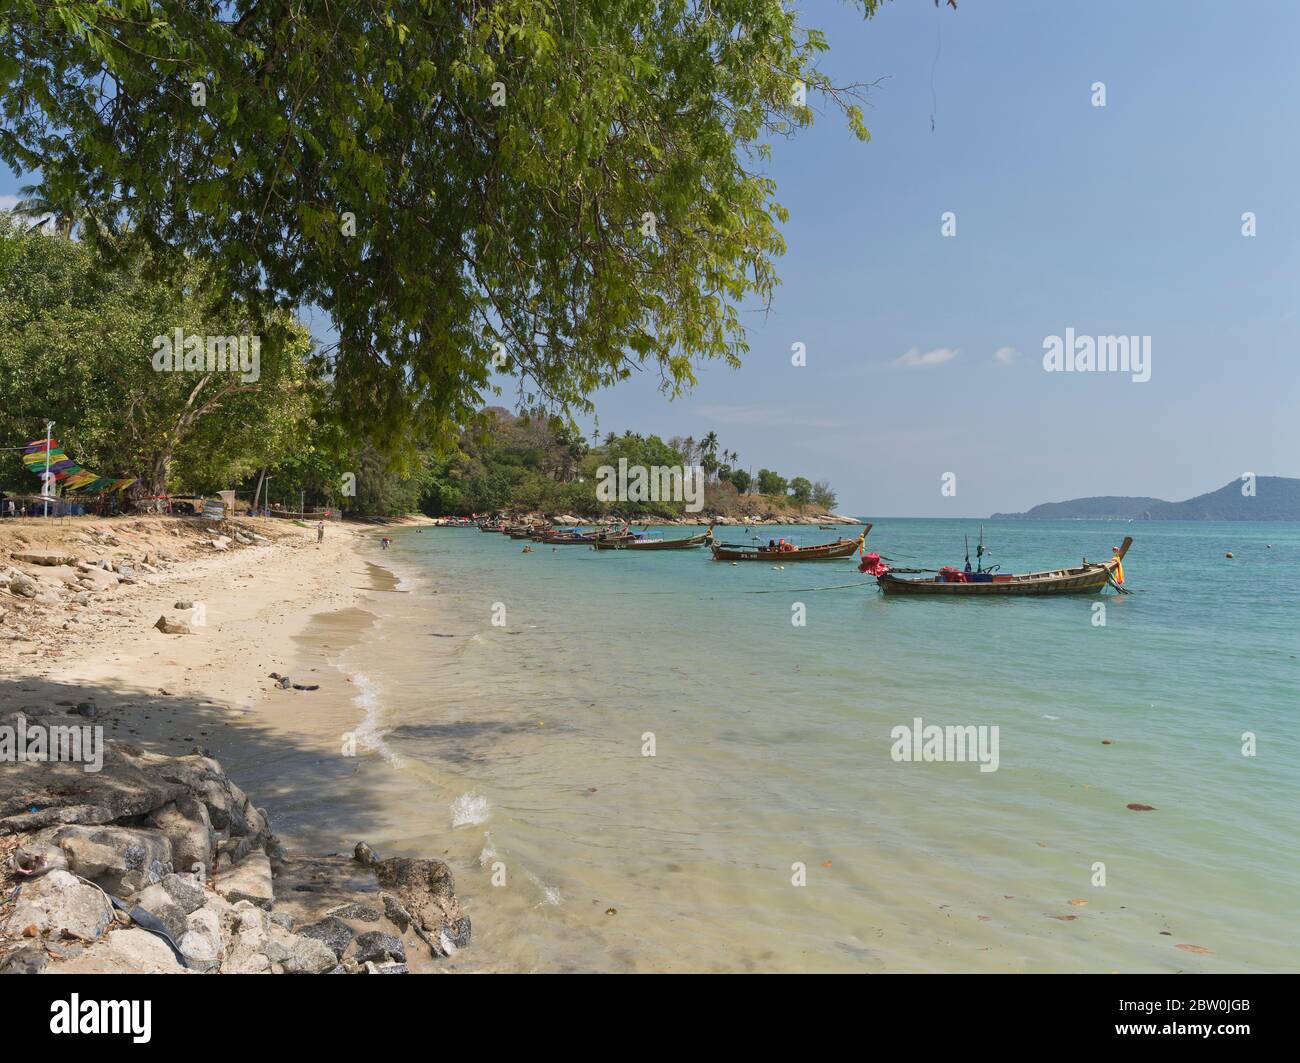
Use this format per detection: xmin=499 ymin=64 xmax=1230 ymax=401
xmin=992 ymin=477 xmax=1300 ymax=521
xmin=991 ymin=496 xmax=1165 ymax=521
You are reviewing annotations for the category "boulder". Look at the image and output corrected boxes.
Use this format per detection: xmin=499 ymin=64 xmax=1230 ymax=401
xmin=6 ymin=571 xmax=37 ymax=598
xmin=73 ymin=563 xmax=120 ymax=591
xmin=178 ymin=907 xmax=223 ymax=972
xmin=12 ymin=551 xmax=77 ymax=566
xmin=281 ymin=934 xmax=339 ymax=975
xmin=0 ymin=945 xmax=49 ymax=974
xmin=347 ymin=930 xmax=405 ymax=965
xmin=297 ymin=916 xmax=355 ymax=958
xmin=56 ymin=837 xmax=121 ymax=879
xmin=215 ymin=836 xmax=255 ymax=868
xmin=214 ymin=851 xmax=274 ymax=910
xmin=131 ymin=884 xmax=189 ymax=941
xmin=221 ymin=904 xmax=272 ymax=973
xmin=154 ymin=615 xmax=192 ymax=635
xmin=52 ymin=825 xmax=173 ymax=894
xmin=37 ymin=565 xmax=82 ymax=586
xmin=323 ymin=900 xmax=381 ymax=923
xmin=3 ymin=870 xmax=113 ymax=942
xmin=381 ymin=892 xmax=412 ymax=932
xmin=52 ymin=927 xmax=188 ymax=974
xmin=148 ymin=797 xmax=213 ymax=874
xmin=354 ymin=843 xmax=469 ymax=957
xmin=160 ymin=872 xmax=207 ymax=914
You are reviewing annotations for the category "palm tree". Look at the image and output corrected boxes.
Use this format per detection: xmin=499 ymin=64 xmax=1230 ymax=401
xmin=13 ymin=183 xmax=78 ymax=236
xmin=701 ymin=431 xmax=719 ymax=457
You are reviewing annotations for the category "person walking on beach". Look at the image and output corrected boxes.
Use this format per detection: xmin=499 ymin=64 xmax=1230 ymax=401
xmin=316 ymin=520 xmax=325 ymax=544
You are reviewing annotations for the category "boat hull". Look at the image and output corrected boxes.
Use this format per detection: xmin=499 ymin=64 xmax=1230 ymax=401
xmin=876 ymin=538 xmax=1131 ymax=596
xmin=878 ymin=566 xmax=1113 ymax=596
xmin=710 ymin=526 xmax=869 ymax=562
xmin=594 ymin=532 xmax=711 ymax=551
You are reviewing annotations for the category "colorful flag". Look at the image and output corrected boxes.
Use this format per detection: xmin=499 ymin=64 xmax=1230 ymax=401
xmin=22 ymin=438 xmax=136 ymax=493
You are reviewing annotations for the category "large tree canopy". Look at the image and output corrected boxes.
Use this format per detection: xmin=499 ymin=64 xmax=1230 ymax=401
xmin=0 ymin=1 xmax=919 ymax=449
xmin=0 ymin=216 xmax=318 ymax=495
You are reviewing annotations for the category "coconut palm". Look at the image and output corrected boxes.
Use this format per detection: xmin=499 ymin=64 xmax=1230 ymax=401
xmin=12 ymin=183 xmax=78 ymax=236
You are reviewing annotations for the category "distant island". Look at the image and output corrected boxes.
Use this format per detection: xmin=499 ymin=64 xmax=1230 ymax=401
xmin=992 ymin=477 xmax=1300 ymax=521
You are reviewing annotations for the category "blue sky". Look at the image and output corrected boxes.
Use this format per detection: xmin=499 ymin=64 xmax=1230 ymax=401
xmin=568 ymin=0 xmax=1300 ymax=516
xmin=4 ymin=1 xmax=1297 ymax=516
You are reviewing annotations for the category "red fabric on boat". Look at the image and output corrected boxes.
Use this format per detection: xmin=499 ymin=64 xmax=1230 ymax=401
xmin=858 ymin=552 xmax=890 ymax=576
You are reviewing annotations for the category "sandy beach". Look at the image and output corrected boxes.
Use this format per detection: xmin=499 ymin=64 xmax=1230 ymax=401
xmin=0 ymin=513 xmax=470 ymax=850
xmin=1 ymin=516 xmax=389 ymax=765
xmin=1 ymin=513 xmax=488 ymax=975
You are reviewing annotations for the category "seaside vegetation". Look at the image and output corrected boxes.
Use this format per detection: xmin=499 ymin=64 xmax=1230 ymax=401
xmin=0 ymin=218 xmax=836 ymax=519
xmin=0 ymin=1 xmax=909 ymax=516
xmin=0 ymin=2 xmax=896 ymax=447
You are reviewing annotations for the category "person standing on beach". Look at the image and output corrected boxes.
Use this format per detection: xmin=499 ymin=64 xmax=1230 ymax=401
xmin=316 ymin=520 xmax=325 ymax=543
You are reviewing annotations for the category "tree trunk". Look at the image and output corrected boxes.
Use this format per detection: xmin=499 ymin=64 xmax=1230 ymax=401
xmin=147 ymin=451 xmax=172 ymax=496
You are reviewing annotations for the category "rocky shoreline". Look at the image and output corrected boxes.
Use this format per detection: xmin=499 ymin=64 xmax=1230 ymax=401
xmin=0 ymin=732 xmax=468 ymax=974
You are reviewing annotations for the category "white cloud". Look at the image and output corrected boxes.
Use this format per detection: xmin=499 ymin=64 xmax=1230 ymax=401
xmin=895 ymin=346 xmax=959 ymax=368
xmin=0 ymin=195 xmax=20 ymax=212
xmin=993 ymin=346 xmax=1019 ymax=365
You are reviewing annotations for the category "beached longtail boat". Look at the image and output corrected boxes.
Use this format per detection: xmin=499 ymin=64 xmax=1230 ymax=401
xmin=710 ymin=526 xmax=869 ymax=562
xmin=593 ymin=527 xmax=714 ymax=551
xmin=873 ymin=536 xmax=1132 ymax=596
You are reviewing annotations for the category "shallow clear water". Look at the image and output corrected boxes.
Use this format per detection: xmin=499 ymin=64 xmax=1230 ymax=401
xmin=317 ymin=520 xmax=1299 ymax=972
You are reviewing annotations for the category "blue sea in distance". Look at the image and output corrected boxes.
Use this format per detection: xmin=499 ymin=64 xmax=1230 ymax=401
xmin=332 ymin=519 xmax=1300 ymax=972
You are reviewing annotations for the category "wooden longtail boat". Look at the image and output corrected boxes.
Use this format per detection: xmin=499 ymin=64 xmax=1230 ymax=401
xmin=593 ymin=528 xmax=714 ymax=551
xmin=876 ymin=537 xmax=1132 ymax=596
xmin=710 ymin=526 xmax=870 ymax=562
xmin=541 ymin=527 xmax=634 ymax=545
xmin=506 ymin=524 xmax=547 ymax=538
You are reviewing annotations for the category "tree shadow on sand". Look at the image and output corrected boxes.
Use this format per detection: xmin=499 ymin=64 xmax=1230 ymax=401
xmin=0 ymin=675 xmax=392 ymax=855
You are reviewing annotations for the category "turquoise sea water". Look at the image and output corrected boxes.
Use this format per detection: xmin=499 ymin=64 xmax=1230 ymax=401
xmin=328 ymin=520 xmax=1300 ymax=972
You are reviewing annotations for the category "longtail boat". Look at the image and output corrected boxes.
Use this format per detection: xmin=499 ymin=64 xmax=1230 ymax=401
xmin=541 ymin=526 xmax=634 ymax=545
xmin=506 ymin=524 xmax=547 ymax=538
xmin=478 ymin=521 xmax=505 ymax=532
xmin=874 ymin=536 xmax=1132 ymax=596
xmin=593 ymin=527 xmax=714 ymax=551
xmin=710 ymin=526 xmax=869 ymax=562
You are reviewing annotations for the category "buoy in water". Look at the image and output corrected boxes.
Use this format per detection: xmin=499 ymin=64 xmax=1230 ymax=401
xmin=1225 ymin=551 xmax=1234 ymax=558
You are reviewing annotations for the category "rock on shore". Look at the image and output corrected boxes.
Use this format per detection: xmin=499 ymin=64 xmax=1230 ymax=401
xmin=0 ymin=730 xmax=468 ymax=974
